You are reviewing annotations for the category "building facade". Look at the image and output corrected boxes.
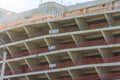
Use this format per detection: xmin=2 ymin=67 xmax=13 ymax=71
xmin=0 ymin=0 xmax=120 ymax=80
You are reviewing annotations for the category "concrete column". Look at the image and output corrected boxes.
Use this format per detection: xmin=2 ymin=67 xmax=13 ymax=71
xmin=67 ymin=52 xmax=76 ymax=64
xmin=45 ymin=73 xmax=51 ymax=80
xmin=45 ymin=55 xmax=51 ymax=65
xmin=25 ymin=75 xmax=30 ymax=80
xmin=7 ymin=62 xmax=20 ymax=74
xmin=68 ymin=51 xmax=84 ymax=64
xmin=7 ymin=31 xmax=21 ymax=41
xmin=46 ymin=55 xmax=59 ymax=64
xmin=74 ymin=18 xmax=88 ymax=30
xmin=71 ymin=34 xmax=85 ymax=47
xmin=23 ymin=26 xmax=31 ymax=38
xmin=104 ymin=13 xmax=114 ymax=26
xmin=6 ymin=47 xmax=13 ymax=56
xmin=7 ymin=62 xmax=14 ymax=73
xmin=44 ymin=37 xmax=57 ymax=50
xmin=7 ymin=46 xmax=20 ymax=56
xmin=27 ymin=76 xmax=38 ymax=80
xmin=98 ymin=48 xmax=112 ymax=62
xmin=46 ymin=73 xmax=57 ymax=80
xmin=101 ymin=30 xmax=113 ymax=44
xmin=70 ymin=70 xmax=83 ymax=79
xmin=48 ymin=22 xmax=59 ymax=29
xmin=24 ymin=58 xmax=39 ymax=71
xmin=6 ymin=31 xmax=13 ymax=42
xmin=24 ymin=42 xmax=31 ymax=54
xmin=68 ymin=70 xmax=75 ymax=80
xmin=95 ymin=67 xmax=109 ymax=80
xmin=44 ymin=38 xmax=54 ymax=46
xmin=25 ymin=42 xmax=39 ymax=51
xmin=24 ymin=26 xmax=37 ymax=36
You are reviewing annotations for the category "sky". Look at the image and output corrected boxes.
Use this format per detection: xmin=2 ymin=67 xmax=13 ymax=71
xmin=0 ymin=0 xmax=94 ymax=13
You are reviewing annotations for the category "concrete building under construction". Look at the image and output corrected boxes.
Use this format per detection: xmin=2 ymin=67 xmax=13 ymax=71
xmin=0 ymin=0 xmax=120 ymax=80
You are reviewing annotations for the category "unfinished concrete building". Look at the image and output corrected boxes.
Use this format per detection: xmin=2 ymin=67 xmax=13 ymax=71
xmin=0 ymin=0 xmax=120 ymax=80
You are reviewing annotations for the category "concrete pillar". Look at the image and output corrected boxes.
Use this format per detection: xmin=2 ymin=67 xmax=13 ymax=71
xmin=71 ymin=34 xmax=85 ymax=47
xmin=7 ymin=31 xmax=21 ymax=41
xmin=70 ymin=70 xmax=84 ymax=79
xmin=6 ymin=31 xmax=13 ymax=42
xmin=7 ymin=62 xmax=20 ymax=74
xmin=44 ymin=37 xmax=57 ymax=51
xmin=24 ymin=26 xmax=37 ymax=37
xmin=46 ymin=73 xmax=57 ymax=80
xmin=101 ymin=30 xmax=113 ymax=44
xmin=45 ymin=73 xmax=51 ymax=80
xmin=24 ymin=42 xmax=31 ymax=54
xmin=68 ymin=51 xmax=84 ymax=64
xmin=71 ymin=51 xmax=84 ymax=60
xmin=98 ymin=48 xmax=112 ymax=62
xmin=44 ymin=38 xmax=55 ymax=46
xmin=23 ymin=26 xmax=31 ymax=38
xmin=27 ymin=75 xmax=38 ymax=80
xmin=95 ymin=67 xmax=109 ymax=80
xmin=25 ymin=75 xmax=30 ymax=80
xmin=7 ymin=46 xmax=20 ymax=56
xmin=46 ymin=55 xmax=60 ymax=64
xmin=74 ymin=18 xmax=88 ymax=30
xmin=25 ymin=42 xmax=39 ymax=51
xmin=25 ymin=58 xmax=39 ymax=71
xmin=26 ymin=26 xmax=35 ymax=33
xmin=68 ymin=70 xmax=75 ymax=80
xmin=48 ymin=22 xmax=59 ymax=29
xmin=67 ymin=52 xmax=76 ymax=63
xmin=45 ymin=55 xmax=51 ymax=65
xmin=6 ymin=47 xmax=13 ymax=56
xmin=104 ymin=13 xmax=114 ymax=26
xmin=7 ymin=62 xmax=14 ymax=73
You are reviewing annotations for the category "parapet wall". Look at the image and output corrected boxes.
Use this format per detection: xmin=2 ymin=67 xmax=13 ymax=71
xmin=0 ymin=0 xmax=120 ymax=30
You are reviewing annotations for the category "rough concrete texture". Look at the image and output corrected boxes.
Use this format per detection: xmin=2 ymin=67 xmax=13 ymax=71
xmin=0 ymin=0 xmax=113 ymax=24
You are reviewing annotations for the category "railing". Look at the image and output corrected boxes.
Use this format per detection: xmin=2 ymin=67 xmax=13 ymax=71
xmin=4 ymin=65 xmax=50 ymax=75
xmin=12 ymin=36 xmax=28 ymax=42
xmin=78 ymin=39 xmax=107 ymax=47
xmin=4 ymin=57 xmax=120 ymax=76
xmin=4 ymin=70 xmax=12 ymax=76
xmin=31 ymin=47 xmax=49 ymax=54
xmin=89 ymin=23 xmax=107 ymax=29
xmin=75 ymin=57 xmax=104 ymax=66
xmin=56 ymin=77 xmax=72 ymax=80
xmin=60 ymin=27 xmax=79 ymax=33
xmin=5 ymin=37 xmax=120 ymax=60
xmin=7 ymin=51 xmax=29 ymax=59
xmin=56 ymin=61 xmax=73 ymax=68
xmin=101 ymin=72 xmax=120 ymax=79
xmin=104 ymin=56 xmax=120 ymax=63
xmin=55 ymin=43 xmax=77 ymax=50
xmin=30 ymin=31 xmax=47 ymax=37
xmin=31 ymin=65 xmax=49 ymax=71
xmin=74 ymin=74 xmax=99 ymax=80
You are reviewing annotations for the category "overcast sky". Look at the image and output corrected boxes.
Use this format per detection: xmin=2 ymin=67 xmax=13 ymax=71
xmin=0 ymin=0 xmax=94 ymax=13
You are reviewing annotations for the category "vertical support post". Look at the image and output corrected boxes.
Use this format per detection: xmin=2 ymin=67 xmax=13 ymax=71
xmin=1 ymin=52 xmax=7 ymax=80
